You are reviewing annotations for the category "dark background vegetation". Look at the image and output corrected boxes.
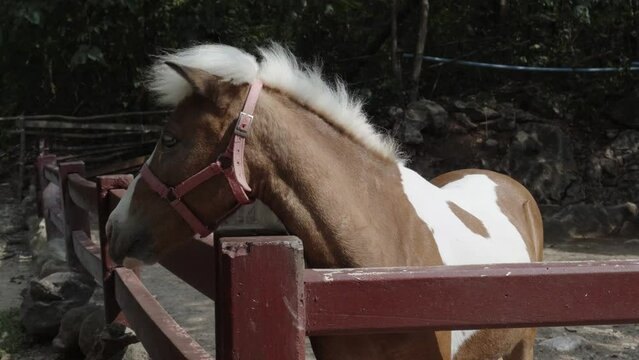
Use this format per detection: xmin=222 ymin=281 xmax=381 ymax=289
xmin=1 ymin=0 xmax=636 ymax=115
xmin=1 ymin=0 xmax=638 ymax=240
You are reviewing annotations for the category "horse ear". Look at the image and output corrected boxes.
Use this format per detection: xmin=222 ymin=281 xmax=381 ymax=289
xmin=164 ymin=61 xmax=211 ymax=98
xmin=164 ymin=61 xmax=239 ymax=113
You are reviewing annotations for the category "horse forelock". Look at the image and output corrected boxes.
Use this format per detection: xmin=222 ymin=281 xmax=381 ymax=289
xmin=146 ymin=43 xmax=404 ymax=164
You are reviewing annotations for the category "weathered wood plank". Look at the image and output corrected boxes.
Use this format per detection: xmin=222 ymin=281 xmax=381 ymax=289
xmin=67 ymin=173 xmax=97 ymax=213
xmin=304 ymin=260 xmax=639 ymax=335
xmin=72 ymin=231 xmax=102 ymax=283
xmin=97 ymin=175 xmax=134 ymax=323
xmin=115 ymin=268 xmax=213 ymax=360
xmin=58 ymin=161 xmax=90 ymax=270
xmin=216 ymin=236 xmax=306 ymax=360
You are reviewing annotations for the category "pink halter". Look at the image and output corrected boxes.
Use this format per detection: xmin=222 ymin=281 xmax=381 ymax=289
xmin=140 ymin=80 xmax=263 ymax=237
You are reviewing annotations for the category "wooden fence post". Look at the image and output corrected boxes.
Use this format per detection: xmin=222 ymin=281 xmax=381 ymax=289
xmin=35 ymin=153 xmax=56 ymax=218
xmin=216 ymin=236 xmax=306 ymax=360
xmin=17 ymin=116 xmax=26 ymax=199
xmin=96 ymin=174 xmax=134 ymax=323
xmin=58 ymin=161 xmax=89 ymax=269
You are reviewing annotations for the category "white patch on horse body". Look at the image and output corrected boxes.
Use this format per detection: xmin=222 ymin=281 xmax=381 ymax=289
xmin=147 ymin=43 xmax=402 ymax=164
xmin=451 ymin=330 xmax=478 ymax=358
xmin=397 ymin=165 xmax=531 ymax=359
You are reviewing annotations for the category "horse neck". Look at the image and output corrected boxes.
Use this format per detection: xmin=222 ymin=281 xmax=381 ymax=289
xmin=246 ymin=90 xmax=440 ymax=268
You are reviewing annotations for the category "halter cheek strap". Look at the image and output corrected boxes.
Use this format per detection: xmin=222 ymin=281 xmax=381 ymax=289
xmin=140 ymin=80 xmax=263 ymax=237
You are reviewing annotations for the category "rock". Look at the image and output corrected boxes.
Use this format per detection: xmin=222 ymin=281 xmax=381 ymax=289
xmin=122 ymin=343 xmax=150 ymax=360
xmin=20 ymin=292 xmax=86 ymax=339
xmin=20 ymin=271 xmax=96 ymax=339
xmin=110 ymin=343 xmax=150 ymax=360
xmin=29 ymin=279 xmax=64 ymax=302
xmin=590 ymin=130 xmax=639 ymax=202
xmin=32 ymin=272 xmax=95 ymax=301
xmin=53 ymin=303 xmax=100 ymax=354
xmin=85 ymin=322 xmax=139 ymax=359
xmin=398 ymin=100 xmax=449 ymax=144
xmin=539 ymin=335 xmax=588 ymax=352
xmin=452 ymin=100 xmax=500 ymax=122
xmin=485 ymin=139 xmax=499 ymax=147
xmin=385 ymin=106 xmax=403 ymax=129
xmin=452 ymin=112 xmax=477 ymax=129
xmin=79 ymin=308 xmax=107 ymax=356
xmin=504 ymin=123 xmax=582 ymax=204
xmin=39 ymin=258 xmax=70 ymax=278
xmin=607 ymin=93 xmax=639 ymax=128
xmin=544 ymin=202 xmax=638 ymax=242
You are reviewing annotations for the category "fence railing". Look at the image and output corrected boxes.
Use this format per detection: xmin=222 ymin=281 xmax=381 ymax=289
xmin=36 ymin=152 xmax=639 ymax=360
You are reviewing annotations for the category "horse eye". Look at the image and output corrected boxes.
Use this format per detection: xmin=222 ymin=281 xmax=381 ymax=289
xmin=162 ymin=133 xmax=178 ymax=147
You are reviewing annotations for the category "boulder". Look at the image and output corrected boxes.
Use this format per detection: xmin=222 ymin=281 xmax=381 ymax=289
xmin=607 ymin=93 xmax=639 ymax=128
xmin=453 ymin=100 xmax=500 ymax=122
xmin=79 ymin=308 xmax=107 ymax=356
xmin=111 ymin=343 xmax=150 ymax=360
xmin=20 ymin=271 xmax=96 ymax=339
xmin=20 ymin=293 xmax=85 ymax=339
xmin=504 ymin=123 xmax=582 ymax=204
xmin=31 ymin=272 xmax=95 ymax=301
xmin=544 ymin=202 xmax=638 ymax=242
xmin=39 ymin=258 xmax=70 ymax=278
xmin=53 ymin=303 xmax=100 ymax=354
xmin=85 ymin=322 xmax=139 ymax=359
xmin=539 ymin=335 xmax=588 ymax=352
xmin=397 ymin=100 xmax=449 ymax=144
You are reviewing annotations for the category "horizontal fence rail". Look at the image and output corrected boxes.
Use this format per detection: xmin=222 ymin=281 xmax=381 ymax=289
xmin=304 ymin=261 xmax=639 ymax=336
xmin=115 ymin=268 xmax=214 ymax=360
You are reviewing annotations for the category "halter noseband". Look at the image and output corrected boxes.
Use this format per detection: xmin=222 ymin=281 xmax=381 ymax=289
xmin=139 ymin=80 xmax=263 ymax=237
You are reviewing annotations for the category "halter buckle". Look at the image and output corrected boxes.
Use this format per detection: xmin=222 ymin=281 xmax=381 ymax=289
xmin=234 ymin=112 xmax=254 ymax=138
xmin=165 ymin=187 xmax=179 ymax=202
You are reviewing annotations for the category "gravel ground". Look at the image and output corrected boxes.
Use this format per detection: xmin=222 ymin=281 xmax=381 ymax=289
xmin=2 ymin=179 xmax=639 ymax=359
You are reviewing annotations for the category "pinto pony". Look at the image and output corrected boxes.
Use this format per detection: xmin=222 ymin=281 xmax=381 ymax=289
xmin=106 ymin=44 xmax=543 ymax=360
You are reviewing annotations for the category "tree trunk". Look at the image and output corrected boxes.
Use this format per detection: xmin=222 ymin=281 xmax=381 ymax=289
xmin=409 ymin=0 xmax=430 ymax=102
xmin=391 ymin=0 xmax=403 ymax=93
xmin=499 ymin=0 xmax=508 ymax=22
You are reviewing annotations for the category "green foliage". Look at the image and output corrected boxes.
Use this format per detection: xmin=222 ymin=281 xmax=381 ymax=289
xmin=0 ymin=308 xmax=26 ymax=355
xmin=0 ymin=0 xmax=392 ymax=115
xmin=0 ymin=0 xmax=636 ymax=118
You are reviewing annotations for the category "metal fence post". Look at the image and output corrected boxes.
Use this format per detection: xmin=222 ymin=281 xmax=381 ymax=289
xmin=216 ymin=236 xmax=306 ymax=360
xmin=96 ymin=174 xmax=134 ymax=323
xmin=58 ymin=161 xmax=89 ymax=269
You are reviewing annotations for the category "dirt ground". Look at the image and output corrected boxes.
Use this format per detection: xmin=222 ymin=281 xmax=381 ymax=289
xmin=1 ymin=179 xmax=639 ymax=359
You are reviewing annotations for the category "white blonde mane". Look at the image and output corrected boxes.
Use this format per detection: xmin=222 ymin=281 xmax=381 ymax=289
xmin=148 ymin=43 xmax=402 ymax=163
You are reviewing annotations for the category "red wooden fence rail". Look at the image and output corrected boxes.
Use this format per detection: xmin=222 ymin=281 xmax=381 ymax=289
xmin=35 ymin=152 xmax=639 ymax=360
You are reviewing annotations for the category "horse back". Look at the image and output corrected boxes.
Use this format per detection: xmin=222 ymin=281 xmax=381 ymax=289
xmin=430 ymin=169 xmax=543 ymax=262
